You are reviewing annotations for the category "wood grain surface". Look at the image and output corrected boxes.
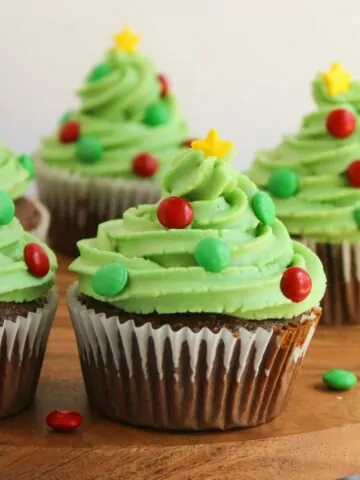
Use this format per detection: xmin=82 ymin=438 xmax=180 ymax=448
xmin=0 ymin=255 xmax=359 ymax=479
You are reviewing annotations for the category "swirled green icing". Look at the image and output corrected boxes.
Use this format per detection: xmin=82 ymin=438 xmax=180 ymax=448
xmin=0 ymin=217 xmax=57 ymax=302
xmin=312 ymin=73 xmax=360 ymax=112
xmin=0 ymin=143 xmax=31 ymax=199
xmin=248 ymin=104 xmax=360 ymax=242
xmin=70 ymin=148 xmax=326 ymax=319
xmin=39 ymin=49 xmax=189 ymax=180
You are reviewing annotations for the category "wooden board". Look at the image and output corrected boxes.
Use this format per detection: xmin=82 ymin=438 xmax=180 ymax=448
xmin=0 ymin=255 xmax=359 ymax=479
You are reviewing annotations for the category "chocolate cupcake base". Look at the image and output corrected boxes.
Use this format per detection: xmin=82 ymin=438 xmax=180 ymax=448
xmin=67 ymin=285 xmax=321 ymax=431
xmin=0 ymin=288 xmax=57 ymax=419
xmin=36 ymin=159 xmax=161 ymax=256
xmin=298 ymin=238 xmax=359 ymax=325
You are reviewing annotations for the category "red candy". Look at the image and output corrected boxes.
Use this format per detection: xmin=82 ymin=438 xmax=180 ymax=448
xmin=24 ymin=242 xmax=50 ymax=277
xmin=46 ymin=410 xmax=83 ymax=432
xmin=184 ymin=138 xmax=197 ymax=148
xmin=347 ymin=159 xmax=360 ymax=187
xmin=326 ymin=109 xmax=356 ymax=139
xmin=157 ymin=196 xmax=193 ymax=229
xmin=158 ymin=74 xmax=170 ymax=98
xmin=58 ymin=121 xmax=81 ymax=144
xmin=132 ymin=152 xmax=159 ymax=177
xmin=280 ymin=266 xmax=312 ymax=303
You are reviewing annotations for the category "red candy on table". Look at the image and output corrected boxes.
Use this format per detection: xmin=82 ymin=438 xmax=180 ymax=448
xmin=132 ymin=153 xmax=159 ymax=177
xmin=157 ymin=196 xmax=193 ymax=229
xmin=347 ymin=159 xmax=360 ymax=187
xmin=326 ymin=109 xmax=356 ymax=139
xmin=24 ymin=242 xmax=50 ymax=277
xmin=58 ymin=121 xmax=81 ymax=144
xmin=158 ymin=74 xmax=170 ymax=98
xmin=46 ymin=410 xmax=83 ymax=432
xmin=280 ymin=266 xmax=312 ymax=303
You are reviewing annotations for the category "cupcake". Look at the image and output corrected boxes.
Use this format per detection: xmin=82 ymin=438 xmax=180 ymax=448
xmin=67 ymin=129 xmax=326 ymax=430
xmin=0 ymin=141 xmax=50 ymax=241
xmin=0 ymin=191 xmax=57 ymax=419
xmin=37 ymin=27 xmax=190 ymax=256
xmin=248 ymin=64 xmax=360 ymax=325
xmin=312 ymin=62 xmax=360 ymax=112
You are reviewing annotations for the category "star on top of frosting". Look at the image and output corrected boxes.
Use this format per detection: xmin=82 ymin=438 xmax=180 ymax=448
xmin=113 ymin=27 xmax=141 ymax=54
xmin=191 ymin=129 xmax=234 ymax=159
xmin=322 ymin=62 xmax=352 ymax=96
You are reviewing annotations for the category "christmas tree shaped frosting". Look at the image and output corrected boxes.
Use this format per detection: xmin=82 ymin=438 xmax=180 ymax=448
xmin=249 ymin=101 xmax=360 ymax=242
xmin=40 ymin=27 xmax=189 ymax=180
xmin=70 ymin=129 xmax=326 ymax=320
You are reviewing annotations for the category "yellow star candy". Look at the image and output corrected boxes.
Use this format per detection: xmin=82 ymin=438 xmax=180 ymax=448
xmin=322 ymin=62 xmax=352 ymax=96
xmin=191 ymin=129 xmax=234 ymax=159
xmin=113 ymin=27 xmax=141 ymax=54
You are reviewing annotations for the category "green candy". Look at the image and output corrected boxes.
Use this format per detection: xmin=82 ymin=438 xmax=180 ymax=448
xmin=144 ymin=101 xmax=170 ymax=127
xmin=323 ymin=369 xmax=357 ymax=391
xmin=88 ymin=63 xmax=111 ymax=82
xmin=251 ymin=191 xmax=276 ymax=226
xmin=268 ymin=168 xmax=298 ymax=198
xmin=0 ymin=191 xmax=15 ymax=225
xmin=59 ymin=111 xmax=73 ymax=125
xmin=354 ymin=207 xmax=360 ymax=227
xmin=18 ymin=154 xmax=35 ymax=179
xmin=92 ymin=263 xmax=129 ymax=297
xmin=194 ymin=237 xmax=231 ymax=273
xmin=76 ymin=136 xmax=103 ymax=164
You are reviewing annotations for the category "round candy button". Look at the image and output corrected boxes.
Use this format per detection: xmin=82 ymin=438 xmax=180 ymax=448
xmin=251 ymin=191 xmax=276 ymax=226
xmin=88 ymin=63 xmax=111 ymax=82
xmin=18 ymin=154 xmax=35 ymax=179
xmin=46 ymin=410 xmax=83 ymax=432
xmin=268 ymin=168 xmax=298 ymax=198
xmin=24 ymin=242 xmax=50 ymax=277
xmin=326 ymin=108 xmax=357 ymax=139
xmin=132 ymin=153 xmax=159 ymax=177
xmin=280 ymin=266 xmax=312 ymax=303
xmin=0 ymin=191 xmax=15 ymax=225
xmin=194 ymin=237 xmax=231 ymax=273
xmin=157 ymin=196 xmax=193 ymax=229
xmin=76 ymin=136 xmax=103 ymax=164
xmin=158 ymin=74 xmax=170 ymax=97
xmin=323 ymin=369 xmax=357 ymax=391
xmin=144 ymin=101 xmax=170 ymax=126
xmin=92 ymin=263 xmax=128 ymax=297
xmin=58 ymin=121 xmax=81 ymax=144
xmin=347 ymin=159 xmax=360 ymax=187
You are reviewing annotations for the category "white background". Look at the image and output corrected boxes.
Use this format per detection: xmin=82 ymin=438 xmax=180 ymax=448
xmin=0 ymin=0 xmax=359 ymax=170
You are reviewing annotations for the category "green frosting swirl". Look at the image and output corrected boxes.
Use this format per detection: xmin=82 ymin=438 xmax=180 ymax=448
xmin=248 ymin=104 xmax=360 ymax=242
xmin=39 ymin=49 xmax=189 ymax=180
xmin=70 ymin=148 xmax=326 ymax=320
xmin=0 ymin=143 xmax=31 ymax=199
xmin=312 ymin=73 xmax=360 ymax=112
xmin=0 ymin=217 xmax=57 ymax=302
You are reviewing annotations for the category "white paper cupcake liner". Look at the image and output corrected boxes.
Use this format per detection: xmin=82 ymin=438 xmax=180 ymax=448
xmin=0 ymin=288 xmax=57 ymax=419
xmin=36 ymin=159 xmax=161 ymax=255
xmin=297 ymin=237 xmax=360 ymax=325
xmin=67 ymin=284 xmax=321 ymax=430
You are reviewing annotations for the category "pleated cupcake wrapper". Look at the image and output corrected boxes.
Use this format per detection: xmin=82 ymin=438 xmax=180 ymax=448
xmin=67 ymin=284 xmax=321 ymax=431
xmin=0 ymin=288 xmax=57 ymax=419
xmin=298 ymin=237 xmax=360 ymax=325
xmin=36 ymin=159 xmax=161 ymax=254
xmin=29 ymin=199 xmax=50 ymax=242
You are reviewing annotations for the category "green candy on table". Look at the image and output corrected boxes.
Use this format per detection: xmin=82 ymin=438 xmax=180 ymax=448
xmin=323 ymin=369 xmax=357 ymax=390
xmin=92 ymin=263 xmax=129 ymax=297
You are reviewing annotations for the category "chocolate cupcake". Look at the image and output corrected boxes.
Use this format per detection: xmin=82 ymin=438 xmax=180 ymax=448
xmin=37 ymin=27 xmax=189 ymax=256
xmin=0 ymin=141 xmax=50 ymax=241
xmin=0 ymin=191 xmax=57 ymax=419
xmin=248 ymin=63 xmax=360 ymax=325
xmin=67 ymin=129 xmax=326 ymax=430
